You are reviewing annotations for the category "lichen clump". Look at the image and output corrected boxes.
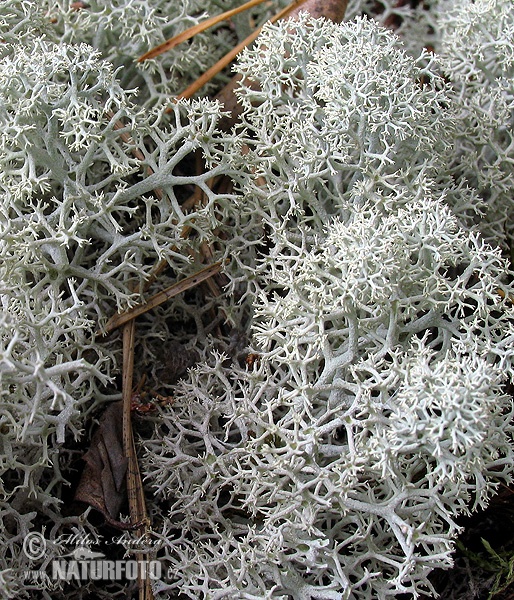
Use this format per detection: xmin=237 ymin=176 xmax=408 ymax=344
xmin=0 ymin=1 xmax=513 ymax=599
xmin=142 ymin=14 xmax=514 ymax=599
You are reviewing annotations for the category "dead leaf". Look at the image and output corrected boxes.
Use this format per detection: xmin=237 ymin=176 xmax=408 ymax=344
xmin=75 ymin=401 xmax=134 ymax=529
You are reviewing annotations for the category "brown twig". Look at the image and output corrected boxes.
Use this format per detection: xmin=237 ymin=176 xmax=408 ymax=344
xmin=103 ymin=261 xmax=224 ymax=334
xmin=497 ymin=288 xmax=514 ymax=304
xmin=122 ymin=321 xmax=153 ymax=600
xmin=164 ymin=0 xmax=310 ymax=103
xmin=138 ymin=0 xmax=270 ymax=62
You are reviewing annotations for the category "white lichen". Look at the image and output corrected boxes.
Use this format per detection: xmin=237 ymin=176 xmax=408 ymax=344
xmin=1 ymin=2 xmax=513 ymax=599
xmin=142 ymin=15 xmax=514 ymax=599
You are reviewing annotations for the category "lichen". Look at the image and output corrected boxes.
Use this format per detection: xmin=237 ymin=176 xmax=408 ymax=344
xmin=1 ymin=2 xmax=513 ymax=599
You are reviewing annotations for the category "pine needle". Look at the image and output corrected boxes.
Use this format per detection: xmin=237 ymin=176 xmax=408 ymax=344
xmin=138 ymin=0 xmax=269 ymax=62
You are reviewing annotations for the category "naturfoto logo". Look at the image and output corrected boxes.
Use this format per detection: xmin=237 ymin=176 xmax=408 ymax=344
xmin=22 ymin=532 xmax=161 ymax=584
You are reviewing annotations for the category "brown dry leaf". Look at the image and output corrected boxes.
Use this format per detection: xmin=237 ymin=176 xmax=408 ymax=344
xmin=75 ymin=401 xmax=133 ymax=529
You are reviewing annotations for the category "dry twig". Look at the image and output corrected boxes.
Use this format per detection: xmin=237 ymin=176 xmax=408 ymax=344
xmin=103 ymin=261 xmax=224 ymax=334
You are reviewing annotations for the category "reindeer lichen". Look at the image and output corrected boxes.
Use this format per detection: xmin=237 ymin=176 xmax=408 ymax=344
xmin=1 ymin=2 xmax=513 ymax=599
